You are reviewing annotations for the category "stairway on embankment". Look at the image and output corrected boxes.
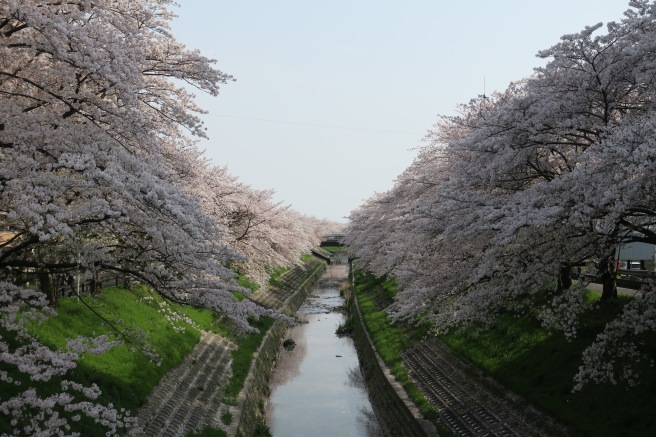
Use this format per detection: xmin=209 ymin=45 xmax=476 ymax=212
xmin=402 ymin=340 xmax=567 ymax=436
xmin=137 ymin=332 xmax=236 ymax=436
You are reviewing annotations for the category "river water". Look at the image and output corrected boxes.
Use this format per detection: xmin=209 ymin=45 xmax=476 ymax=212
xmin=266 ymin=264 xmax=383 ymax=436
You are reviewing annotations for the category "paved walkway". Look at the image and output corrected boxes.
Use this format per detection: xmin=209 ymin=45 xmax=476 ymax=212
xmin=582 ymin=281 xmax=640 ymax=297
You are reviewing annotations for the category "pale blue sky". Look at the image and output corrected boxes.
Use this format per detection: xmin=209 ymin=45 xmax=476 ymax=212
xmin=172 ymin=1 xmax=631 ymax=223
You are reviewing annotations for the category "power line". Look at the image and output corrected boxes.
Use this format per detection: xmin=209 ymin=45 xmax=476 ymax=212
xmin=207 ymin=113 xmax=423 ymax=135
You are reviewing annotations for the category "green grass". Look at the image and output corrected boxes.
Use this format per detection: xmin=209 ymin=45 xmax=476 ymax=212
xmin=222 ymin=316 xmax=275 ymax=405
xmin=232 ymin=291 xmax=247 ymax=302
xmin=220 ymin=411 xmax=233 ymax=425
xmin=31 ymin=285 xmax=218 ymax=404
xmin=187 ymin=427 xmax=228 ymax=437
xmin=236 ymin=276 xmax=259 ymax=292
xmin=3 ymin=255 xmax=322 ymax=435
xmin=319 ymin=245 xmax=344 ymax=253
xmin=1 ymin=284 xmax=238 ymax=435
xmin=267 ymin=265 xmax=291 ymax=287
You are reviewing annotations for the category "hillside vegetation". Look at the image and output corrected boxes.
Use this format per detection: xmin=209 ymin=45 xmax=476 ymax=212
xmin=0 ymin=284 xmax=268 ymax=436
xmin=353 ymin=270 xmax=656 ymax=437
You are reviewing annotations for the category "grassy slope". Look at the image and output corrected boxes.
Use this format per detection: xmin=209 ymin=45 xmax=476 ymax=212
xmin=441 ymin=297 xmax=656 ymax=436
xmin=319 ymin=245 xmax=344 ymax=253
xmin=222 ymin=316 xmax=274 ymax=405
xmin=353 ymin=270 xmax=656 ymax=437
xmin=0 ymin=284 xmax=264 ymax=435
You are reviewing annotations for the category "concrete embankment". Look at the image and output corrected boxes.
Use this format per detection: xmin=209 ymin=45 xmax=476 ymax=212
xmin=344 ymin=284 xmax=438 ymax=437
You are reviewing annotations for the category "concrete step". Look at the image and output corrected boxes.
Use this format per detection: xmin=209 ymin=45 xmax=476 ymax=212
xmin=137 ymin=332 xmax=236 ymax=436
xmin=402 ymin=339 xmax=565 ymax=437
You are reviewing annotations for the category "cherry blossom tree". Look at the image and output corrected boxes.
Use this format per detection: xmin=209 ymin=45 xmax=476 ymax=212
xmin=348 ymin=0 xmax=656 ymax=389
xmin=180 ymin=159 xmax=338 ymax=287
xmin=0 ymin=1 xmax=292 ymax=434
xmin=0 ymin=0 xmax=244 ymax=293
xmin=0 ymin=282 xmax=138 ymax=435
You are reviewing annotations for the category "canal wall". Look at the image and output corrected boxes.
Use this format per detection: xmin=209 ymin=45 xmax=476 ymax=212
xmin=345 ymin=284 xmax=438 ymax=437
xmin=232 ymin=260 xmax=326 ymax=437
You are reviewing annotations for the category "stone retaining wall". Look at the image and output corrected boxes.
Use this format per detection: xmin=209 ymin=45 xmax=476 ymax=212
xmin=232 ymin=320 xmax=287 ymax=437
xmin=346 ymin=284 xmax=438 ymax=437
xmin=280 ymin=261 xmax=325 ymax=314
xmin=232 ymin=261 xmax=326 ymax=437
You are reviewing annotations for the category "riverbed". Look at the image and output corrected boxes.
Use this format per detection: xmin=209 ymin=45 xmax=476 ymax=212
xmin=266 ymin=264 xmax=383 ymax=436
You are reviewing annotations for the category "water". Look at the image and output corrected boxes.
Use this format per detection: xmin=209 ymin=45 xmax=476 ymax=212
xmin=266 ymin=264 xmax=383 ymax=437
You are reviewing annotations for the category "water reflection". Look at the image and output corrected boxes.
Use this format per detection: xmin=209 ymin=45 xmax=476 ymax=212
xmin=348 ymin=366 xmax=367 ymax=391
xmin=266 ymin=265 xmax=383 ymax=436
xmin=269 ymin=324 xmax=307 ymax=387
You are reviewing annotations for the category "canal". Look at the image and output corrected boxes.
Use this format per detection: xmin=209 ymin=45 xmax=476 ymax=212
xmin=266 ymin=263 xmax=383 ymax=436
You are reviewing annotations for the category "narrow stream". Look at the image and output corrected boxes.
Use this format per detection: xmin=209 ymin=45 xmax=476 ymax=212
xmin=266 ymin=263 xmax=383 ymax=436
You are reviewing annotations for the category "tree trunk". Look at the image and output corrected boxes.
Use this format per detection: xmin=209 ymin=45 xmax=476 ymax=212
xmin=598 ymin=256 xmax=618 ymax=303
xmin=90 ymin=272 xmax=101 ymax=295
xmin=556 ymin=265 xmax=572 ymax=293
xmin=39 ymin=271 xmax=58 ymax=307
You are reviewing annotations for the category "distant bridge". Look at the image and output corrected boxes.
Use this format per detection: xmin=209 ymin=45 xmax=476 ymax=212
xmin=320 ymin=233 xmax=347 ymax=246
